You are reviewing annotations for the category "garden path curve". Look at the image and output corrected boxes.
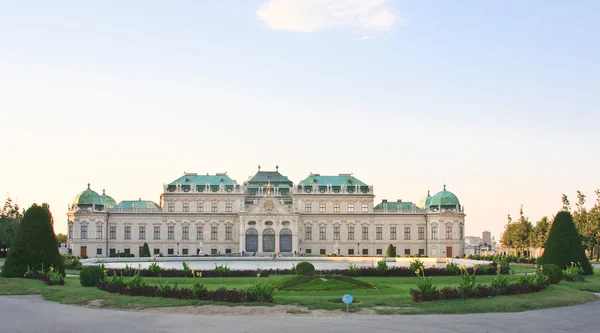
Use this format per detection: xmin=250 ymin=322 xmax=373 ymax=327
xmin=1 ymin=295 xmax=599 ymax=333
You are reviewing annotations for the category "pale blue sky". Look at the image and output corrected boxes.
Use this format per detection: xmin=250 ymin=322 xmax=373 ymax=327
xmin=1 ymin=1 xmax=599 ymax=240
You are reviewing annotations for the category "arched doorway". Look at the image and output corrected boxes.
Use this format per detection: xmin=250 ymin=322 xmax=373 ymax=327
xmin=280 ymin=228 xmax=292 ymax=252
xmin=246 ymin=228 xmax=258 ymax=253
xmin=263 ymin=228 xmax=275 ymax=252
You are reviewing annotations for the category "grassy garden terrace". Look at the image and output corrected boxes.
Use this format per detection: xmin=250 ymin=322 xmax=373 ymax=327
xmin=2 ymin=267 xmax=599 ymax=315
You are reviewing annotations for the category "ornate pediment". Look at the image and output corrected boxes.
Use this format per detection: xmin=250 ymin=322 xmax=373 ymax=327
xmin=439 ymin=210 xmax=460 ymax=218
xmin=246 ymin=195 xmax=291 ymax=215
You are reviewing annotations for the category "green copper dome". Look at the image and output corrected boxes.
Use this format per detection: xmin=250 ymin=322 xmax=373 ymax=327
xmin=100 ymin=189 xmax=117 ymax=209
xmin=429 ymin=185 xmax=460 ymax=208
xmin=416 ymin=191 xmax=432 ymax=209
xmin=73 ymin=184 xmax=104 ymax=207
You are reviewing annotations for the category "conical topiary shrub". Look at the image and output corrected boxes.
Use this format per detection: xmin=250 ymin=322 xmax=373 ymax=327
xmin=538 ymin=211 xmax=593 ymax=275
xmin=141 ymin=242 xmax=151 ymax=257
xmin=1 ymin=204 xmax=65 ymax=277
xmin=385 ymin=244 xmax=396 ymax=257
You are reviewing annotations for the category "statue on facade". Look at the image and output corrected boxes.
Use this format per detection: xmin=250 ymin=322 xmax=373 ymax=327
xmin=198 ymin=242 xmax=204 ymax=256
xmin=333 ymin=242 xmax=339 ymax=255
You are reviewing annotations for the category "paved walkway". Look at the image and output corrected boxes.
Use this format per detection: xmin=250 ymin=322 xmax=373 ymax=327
xmin=1 ymin=295 xmax=600 ymax=333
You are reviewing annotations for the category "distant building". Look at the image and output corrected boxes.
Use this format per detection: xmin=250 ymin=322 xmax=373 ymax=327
xmin=66 ymin=167 xmax=466 ymax=258
xmin=482 ymin=231 xmax=492 ymax=246
xmin=464 ymin=236 xmax=481 ymax=246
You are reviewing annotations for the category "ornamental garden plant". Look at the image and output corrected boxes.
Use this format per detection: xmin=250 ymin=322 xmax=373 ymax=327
xmin=1 ymin=204 xmax=65 ymax=278
xmin=538 ymin=211 xmax=593 ymax=275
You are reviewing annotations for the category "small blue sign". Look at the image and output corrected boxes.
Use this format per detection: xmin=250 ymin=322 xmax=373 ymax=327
xmin=342 ymin=294 xmax=353 ymax=304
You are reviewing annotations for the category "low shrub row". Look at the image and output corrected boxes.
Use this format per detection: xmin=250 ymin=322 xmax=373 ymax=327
xmin=106 ymin=263 xmax=509 ymax=278
xmin=467 ymin=254 xmax=536 ymax=264
xmin=410 ymin=283 xmax=548 ymax=301
xmin=23 ymin=268 xmax=64 ymax=286
xmin=278 ymin=275 xmax=376 ymax=290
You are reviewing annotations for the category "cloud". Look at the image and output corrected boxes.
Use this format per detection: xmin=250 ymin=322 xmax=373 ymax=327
xmin=256 ymin=0 xmax=400 ymax=34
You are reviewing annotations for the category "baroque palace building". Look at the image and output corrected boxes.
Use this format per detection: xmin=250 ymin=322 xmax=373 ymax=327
xmin=67 ymin=167 xmax=465 ymax=258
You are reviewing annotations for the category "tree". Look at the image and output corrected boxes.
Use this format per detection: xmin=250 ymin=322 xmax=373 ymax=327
xmin=538 ymin=211 xmax=593 ymax=275
xmin=500 ymin=214 xmax=518 ymax=255
xmin=385 ymin=244 xmax=396 ymax=257
xmin=1 ymin=204 xmax=65 ymax=277
xmin=41 ymin=203 xmax=54 ymax=228
xmin=0 ymin=198 xmax=22 ymax=250
xmin=562 ymin=194 xmax=571 ymax=212
xmin=573 ymin=190 xmax=594 ymax=255
xmin=55 ymin=233 xmax=67 ymax=247
xmin=532 ymin=216 xmax=551 ymax=249
xmin=141 ymin=242 xmax=151 ymax=257
xmin=588 ymin=189 xmax=600 ymax=260
xmin=514 ymin=205 xmax=534 ymax=257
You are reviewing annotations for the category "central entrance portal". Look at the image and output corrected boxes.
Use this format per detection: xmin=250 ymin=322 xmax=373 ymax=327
xmin=263 ymin=228 xmax=275 ymax=252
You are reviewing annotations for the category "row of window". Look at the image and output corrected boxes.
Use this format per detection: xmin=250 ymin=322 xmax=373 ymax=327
xmin=304 ymin=226 xmax=461 ymax=241
xmin=303 ymin=248 xmax=427 ymax=256
xmin=74 ymin=225 xmax=233 ymax=241
xmin=85 ymin=246 xmax=231 ymax=257
xmin=305 ymin=202 xmax=368 ymax=213
xmin=167 ymin=202 xmax=233 ymax=213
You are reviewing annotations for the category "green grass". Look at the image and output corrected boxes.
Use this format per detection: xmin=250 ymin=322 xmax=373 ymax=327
xmin=1 ymin=270 xmax=599 ymax=315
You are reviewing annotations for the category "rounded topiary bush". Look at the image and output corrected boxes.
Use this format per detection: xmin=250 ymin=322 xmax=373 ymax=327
xmin=80 ymin=266 xmax=106 ymax=287
xmin=295 ymin=262 xmax=315 ymax=276
xmin=541 ymin=264 xmax=562 ymax=284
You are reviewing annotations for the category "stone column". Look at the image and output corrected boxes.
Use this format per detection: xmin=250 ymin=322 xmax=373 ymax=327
xmin=275 ymin=231 xmax=280 ymax=253
xmin=258 ymin=227 xmax=263 ymax=254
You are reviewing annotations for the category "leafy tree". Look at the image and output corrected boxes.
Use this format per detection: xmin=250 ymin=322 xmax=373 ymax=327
xmin=1 ymin=204 xmax=65 ymax=277
xmin=55 ymin=233 xmax=67 ymax=247
xmin=532 ymin=216 xmax=551 ymax=248
xmin=500 ymin=214 xmax=518 ymax=255
xmin=588 ymin=189 xmax=600 ymax=260
xmin=41 ymin=203 xmax=54 ymax=228
xmin=385 ymin=244 xmax=396 ymax=257
xmin=0 ymin=198 xmax=22 ymax=249
xmin=562 ymin=194 xmax=571 ymax=212
xmin=141 ymin=242 xmax=151 ymax=257
xmin=538 ymin=211 xmax=593 ymax=275
xmin=514 ymin=205 xmax=534 ymax=257
xmin=573 ymin=190 xmax=593 ymax=255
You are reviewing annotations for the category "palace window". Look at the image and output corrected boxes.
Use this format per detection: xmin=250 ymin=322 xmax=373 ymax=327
xmin=80 ymin=226 xmax=87 ymax=239
xmin=182 ymin=249 xmax=188 ymax=255
xmin=362 ymin=203 xmax=368 ymax=213
xmin=124 ymin=248 xmax=130 ymax=254
xmin=418 ymin=227 xmax=425 ymax=240
xmin=348 ymin=203 xmax=354 ymax=213
xmin=305 ymin=202 xmax=312 ymax=213
xmin=320 ymin=249 xmax=326 ymax=255
xmin=362 ymin=248 xmax=368 ymax=255
xmin=110 ymin=226 xmax=116 ymax=239
xmin=404 ymin=227 xmax=411 ymax=240
xmin=124 ymin=226 xmax=131 ymax=240
xmin=182 ymin=227 xmax=189 ymax=240
xmin=319 ymin=202 xmax=325 ymax=213
xmin=334 ymin=227 xmax=340 ymax=240
xmin=154 ymin=226 xmax=161 ymax=239
xmin=459 ymin=225 xmax=463 ymax=239
xmin=390 ymin=227 xmax=396 ymax=240
xmin=319 ymin=227 xmax=326 ymax=240
xmin=197 ymin=227 xmax=203 ymax=240
xmin=376 ymin=227 xmax=382 ymax=240
xmin=211 ymin=202 xmax=218 ymax=212
xmin=168 ymin=226 xmax=174 ymax=239
xmin=69 ymin=225 xmax=73 ymax=239
xmin=182 ymin=202 xmax=189 ymax=212
xmin=197 ymin=202 xmax=203 ymax=212
xmin=226 ymin=226 xmax=232 ymax=240
xmin=419 ymin=248 xmax=425 ymax=255
xmin=154 ymin=248 xmax=160 ymax=255
xmin=305 ymin=226 xmax=312 ymax=240
xmin=139 ymin=226 xmax=146 ymax=240
xmin=431 ymin=226 xmax=437 ymax=240
xmin=334 ymin=202 xmax=340 ymax=213
xmin=96 ymin=226 xmax=102 ymax=239
xmin=96 ymin=248 xmax=102 ymax=255
xmin=405 ymin=248 xmax=411 ymax=255
xmin=376 ymin=248 xmax=383 ymax=255
xmin=348 ymin=249 xmax=354 ymax=255
xmin=446 ymin=226 xmax=452 ymax=239
xmin=348 ymin=227 xmax=354 ymax=240
xmin=226 ymin=202 xmax=232 ymax=212
xmin=168 ymin=202 xmax=174 ymax=212
xmin=168 ymin=248 xmax=174 ymax=255
xmin=305 ymin=249 xmax=312 ymax=254
xmin=362 ymin=226 xmax=368 ymax=240
xmin=211 ymin=227 xmax=218 ymax=240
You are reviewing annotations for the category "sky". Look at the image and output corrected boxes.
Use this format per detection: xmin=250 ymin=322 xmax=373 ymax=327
xmin=1 ymin=0 xmax=599 ymax=241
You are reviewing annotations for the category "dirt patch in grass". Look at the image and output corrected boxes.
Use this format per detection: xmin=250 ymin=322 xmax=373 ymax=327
xmin=142 ymin=304 xmax=377 ymax=317
xmin=86 ymin=299 xmax=104 ymax=308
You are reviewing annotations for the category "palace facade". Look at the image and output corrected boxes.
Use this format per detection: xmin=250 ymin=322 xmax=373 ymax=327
xmin=67 ymin=167 xmax=465 ymax=258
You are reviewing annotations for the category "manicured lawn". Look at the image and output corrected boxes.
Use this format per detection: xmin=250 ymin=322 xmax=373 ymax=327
xmin=1 ymin=270 xmax=599 ymax=315
xmin=510 ymin=263 xmax=539 ymax=274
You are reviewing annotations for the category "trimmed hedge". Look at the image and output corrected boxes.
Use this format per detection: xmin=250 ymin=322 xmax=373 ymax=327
xmin=97 ymin=282 xmax=270 ymax=303
xmin=410 ymin=281 xmax=549 ymax=302
xmin=278 ymin=275 xmax=376 ymax=290
xmin=295 ymin=262 xmax=315 ymax=276
xmin=106 ymin=263 xmax=509 ymax=278
xmin=23 ymin=271 xmax=65 ymax=286
xmin=541 ymin=264 xmax=562 ymax=284
xmin=80 ymin=266 xmax=106 ymax=287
